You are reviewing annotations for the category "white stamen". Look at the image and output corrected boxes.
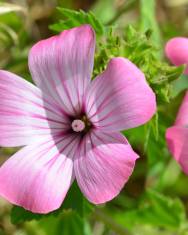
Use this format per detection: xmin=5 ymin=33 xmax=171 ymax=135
xmin=72 ymin=119 xmax=85 ymax=132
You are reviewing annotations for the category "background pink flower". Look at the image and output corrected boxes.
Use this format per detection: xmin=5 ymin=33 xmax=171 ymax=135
xmin=0 ymin=25 xmax=156 ymax=214
xmin=166 ymin=91 xmax=188 ymax=173
xmin=165 ymin=37 xmax=188 ymax=75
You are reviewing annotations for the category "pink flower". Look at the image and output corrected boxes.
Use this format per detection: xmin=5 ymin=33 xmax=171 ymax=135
xmin=0 ymin=25 xmax=156 ymax=214
xmin=165 ymin=37 xmax=188 ymax=75
xmin=166 ymin=91 xmax=188 ymax=173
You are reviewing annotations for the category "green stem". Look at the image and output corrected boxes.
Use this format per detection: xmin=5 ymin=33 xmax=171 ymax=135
xmin=106 ymin=0 xmax=137 ymax=26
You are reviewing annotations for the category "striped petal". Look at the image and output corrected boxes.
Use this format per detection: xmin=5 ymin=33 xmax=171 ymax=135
xmin=179 ymin=137 xmax=188 ymax=174
xmin=29 ymin=25 xmax=95 ymax=115
xmin=85 ymin=58 xmax=156 ymax=132
xmin=166 ymin=126 xmax=187 ymax=162
xmin=74 ymin=131 xmax=138 ymax=204
xmin=166 ymin=92 xmax=188 ymax=174
xmin=166 ymin=126 xmax=188 ymax=174
xmin=165 ymin=37 xmax=188 ymax=75
xmin=175 ymin=91 xmax=188 ymax=126
xmin=0 ymin=134 xmax=79 ymax=213
xmin=0 ymin=70 xmax=68 ymax=147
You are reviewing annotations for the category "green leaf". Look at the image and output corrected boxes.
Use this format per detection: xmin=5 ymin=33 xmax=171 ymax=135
xmin=11 ymin=206 xmax=43 ymax=224
xmin=38 ymin=211 xmax=86 ymax=235
xmin=145 ymin=189 xmax=186 ymax=227
xmin=166 ymin=65 xmax=185 ymax=82
xmin=91 ymin=0 xmax=116 ymax=24
xmin=38 ymin=210 xmax=92 ymax=235
xmin=50 ymin=8 xmax=105 ymax=36
xmin=60 ymin=181 xmax=94 ymax=217
xmin=112 ymin=190 xmax=187 ymax=231
xmin=11 ymin=182 xmax=93 ymax=224
xmin=171 ymin=74 xmax=188 ymax=98
xmin=56 ymin=211 xmax=84 ymax=235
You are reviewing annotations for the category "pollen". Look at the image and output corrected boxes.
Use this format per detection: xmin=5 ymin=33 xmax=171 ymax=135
xmin=71 ymin=119 xmax=85 ymax=132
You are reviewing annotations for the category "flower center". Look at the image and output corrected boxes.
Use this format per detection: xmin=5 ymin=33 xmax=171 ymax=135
xmin=71 ymin=119 xmax=85 ymax=132
xmin=71 ymin=115 xmax=92 ymax=133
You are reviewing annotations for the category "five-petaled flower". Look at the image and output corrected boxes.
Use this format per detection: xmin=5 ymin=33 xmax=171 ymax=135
xmin=165 ymin=37 xmax=188 ymax=75
xmin=166 ymin=91 xmax=188 ymax=173
xmin=0 ymin=25 xmax=156 ymax=214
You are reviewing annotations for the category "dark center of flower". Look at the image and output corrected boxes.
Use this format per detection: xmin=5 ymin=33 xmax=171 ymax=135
xmin=71 ymin=115 xmax=92 ymax=133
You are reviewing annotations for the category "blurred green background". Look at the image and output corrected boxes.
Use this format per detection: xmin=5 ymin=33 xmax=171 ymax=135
xmin=0 ymin=0 xmax=188 ymax=235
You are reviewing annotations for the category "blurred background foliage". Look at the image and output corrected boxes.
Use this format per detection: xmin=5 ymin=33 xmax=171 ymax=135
xmin=0 ymin=0 xmax=188 ymax=235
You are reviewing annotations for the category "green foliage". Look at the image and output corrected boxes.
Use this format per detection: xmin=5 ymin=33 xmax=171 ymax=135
xmin=140 ymin=0 xmax=161 ymax=46
xmin=124 ymin=25 xmax=184 ymax=103
xmin=91 ymin=0 xmax=116 ymax=24
xmin=11 ymin=182 xmax=93 ymax=225
xmin=93 ymin=28 xmax=121 ymax=77
xmin=50 ymin=8 xmax=105 ymax=36
xmin=53 ymin=211 xmax=84 ymax=235
xmin=0 ymin=6 xmax=30 ymax=76
xmin=112 ymin=189 xmax=187 ymax=231
xmin=11 ymin=206 xmax=42 ymax=225
xmin=37 ymin=210 xmax=92 ymax=235
xmin=172 ymin=74 xmax=188 ymax=98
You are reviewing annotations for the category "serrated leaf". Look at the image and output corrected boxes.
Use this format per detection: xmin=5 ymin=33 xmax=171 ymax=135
xmin=166 ymin=65 xmax=185 ymax=82
xmin=50 ymin=8 xmax=104 ymax=36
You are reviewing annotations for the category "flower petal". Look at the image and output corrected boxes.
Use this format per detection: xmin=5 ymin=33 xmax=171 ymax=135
xmin=74 ymin=131 xmax=139 ymax=204
xmin=175 ymin=91 xmax=188 ymax=126
xmin=166 ymin=126 xmax=188 ymax=174
xmin=29 ymin=25 xmax=95 ymax=115
xmin=0 ymin=70 xmax=68 ymax=147
xmin=179 ymin=139 xmax=188 ymax=174
xmin=0 ymin=134 xmax=79 ymax=213
xmin=85 ymin=58 xmax=156 ymax=132
xmin=166 ymin=126 xmax=188 ymax=162
xmin=165 ymin=37 xmax=188 ymax=75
